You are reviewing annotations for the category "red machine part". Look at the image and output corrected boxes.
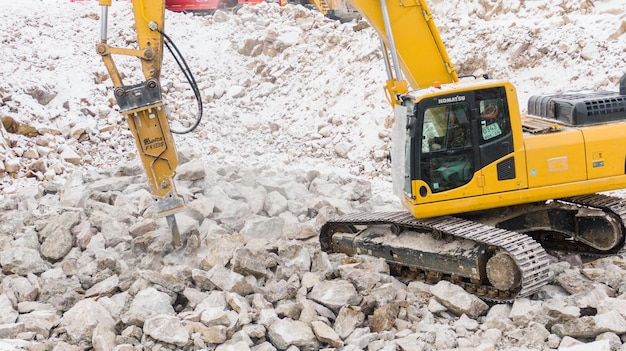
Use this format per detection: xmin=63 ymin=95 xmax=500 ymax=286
xmin=165 ymin=0 xmax=222 ymax=12
xmin=165 ymin=0 xmax=264 ymax=12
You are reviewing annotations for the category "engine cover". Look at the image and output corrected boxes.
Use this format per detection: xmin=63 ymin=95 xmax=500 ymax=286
xmin=528 ymin=90 xmax=626 ymax=126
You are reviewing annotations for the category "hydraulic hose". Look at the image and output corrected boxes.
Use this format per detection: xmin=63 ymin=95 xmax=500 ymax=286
xmin=158 ymin=29 xmax=203 ymax=135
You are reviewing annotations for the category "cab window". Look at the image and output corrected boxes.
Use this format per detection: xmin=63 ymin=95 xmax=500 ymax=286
xmin=478 ymin=96 xmax=509 ymax=143
xmin=420 ymin=103 xmax=473 ymax=193
xmin=422 ymin=104 xmax=470 ymax=153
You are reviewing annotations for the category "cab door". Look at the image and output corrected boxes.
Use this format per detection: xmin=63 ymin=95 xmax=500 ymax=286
xmin=474 ymin=87 xmax=521 ymax=195
xmin=414 ymin=93 xmax=483 ymax=202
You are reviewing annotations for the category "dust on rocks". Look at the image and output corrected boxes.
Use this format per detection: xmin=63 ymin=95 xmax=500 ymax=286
xmin=1 ymin=0 xmax=626 ymax=350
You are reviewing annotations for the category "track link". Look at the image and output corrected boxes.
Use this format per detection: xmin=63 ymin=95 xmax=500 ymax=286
xmin=320 ymin=211 xmax=551 ymax=303
xmin=562 ymin=193 xmax=626 ymax=255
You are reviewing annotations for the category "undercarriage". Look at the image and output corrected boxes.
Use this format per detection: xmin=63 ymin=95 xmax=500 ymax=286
xmin=320 ymin=194 xmax=626 ymax=302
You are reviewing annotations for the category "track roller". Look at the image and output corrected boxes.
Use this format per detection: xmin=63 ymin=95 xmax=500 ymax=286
xmin=486 ymin=252 xmax=522 ymax=291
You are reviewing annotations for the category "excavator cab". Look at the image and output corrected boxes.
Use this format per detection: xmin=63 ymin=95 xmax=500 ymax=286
xmin=402 ymin=85 xmax=515 ymax=204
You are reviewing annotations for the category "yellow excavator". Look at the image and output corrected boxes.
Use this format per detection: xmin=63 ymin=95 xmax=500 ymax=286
xmin=320 ymin=0 xmax=626 ymax=302
xmin=96 ymin=0 xmax=626 ymax=301
xmin=96 ymin=0 xmax=204 ymax=247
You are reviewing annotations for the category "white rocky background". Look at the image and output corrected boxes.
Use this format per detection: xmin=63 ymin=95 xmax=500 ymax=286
xmin=1 ymin=0 xmax=626 ymax=350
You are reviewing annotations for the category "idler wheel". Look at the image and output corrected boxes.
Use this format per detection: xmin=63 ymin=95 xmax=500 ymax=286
xmin=486 ymin=252 xmax=521 ymax=291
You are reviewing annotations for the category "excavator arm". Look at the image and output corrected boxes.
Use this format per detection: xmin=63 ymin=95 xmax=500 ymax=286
xmin=96 ymin=0 xmax=184 ymax=246
xmin=348 ymin=0 xmax=458 ymax=104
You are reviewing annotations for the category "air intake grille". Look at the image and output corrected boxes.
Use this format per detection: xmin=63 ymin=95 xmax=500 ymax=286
xmin=497 ymin=157 xmax=515 ymax=181
xmin=585 ymin=96 xmax=626 ymax=116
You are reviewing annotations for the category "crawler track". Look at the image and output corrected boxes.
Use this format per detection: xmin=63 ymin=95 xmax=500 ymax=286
xmin=320 ymin=195 xmax=626 ymax=302
xmin=320 ymin=211 xmax=551 ymax=302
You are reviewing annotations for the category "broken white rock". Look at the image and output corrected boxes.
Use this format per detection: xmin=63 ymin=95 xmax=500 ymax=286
xmin=311 ymin=320 xmax=343 ymax=348
xmin=0 ymin=294 xmax=18 ymax=324
xmin=558 ymin=339 xmax=611 ymax=351
xmin=121 ymin=287 xmax=175 ymax=326
xmin=60 ymin=298 xmax=115 ymax=344
xmin=0 ymin=246 xmax=49 ymax=275
xmin=206 ymin=264 xmax=255 ymax=296
xmin=267 ymin=318 xmax=319 ymax=351
xmin=143 ymin=314 xmax=189 ymax=347
xmin=39 ymin=210 xmax=81 ymax=260
xmin=308 ymin=279 xmax=362 ymax=312
xmin=333 ymin=305 xmax=365 ymax=339
xmin=430 ymin=280 xmax=489 ymax=319
xmin=509 ymin=297 xmax=541 ymax=327
xmin=552 ymin=310 xmax=626 ymax=338
xmin=17 ymin=309 xmax=60 ymax=338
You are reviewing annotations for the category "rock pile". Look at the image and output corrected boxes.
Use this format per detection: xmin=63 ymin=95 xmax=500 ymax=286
xmin=0 ymin=1 xmax=393 ymax=196
xmin=1 ymin=0 xmax=626 ymax=351
xmin=1 ymin=157 xmax=626 ymax=351
xmin=4 ymin=0 xmax=623 ymax=195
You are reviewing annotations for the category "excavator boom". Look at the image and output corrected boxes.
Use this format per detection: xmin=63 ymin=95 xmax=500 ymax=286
xmin=348 ymin=0 xmax=458 ymax=90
